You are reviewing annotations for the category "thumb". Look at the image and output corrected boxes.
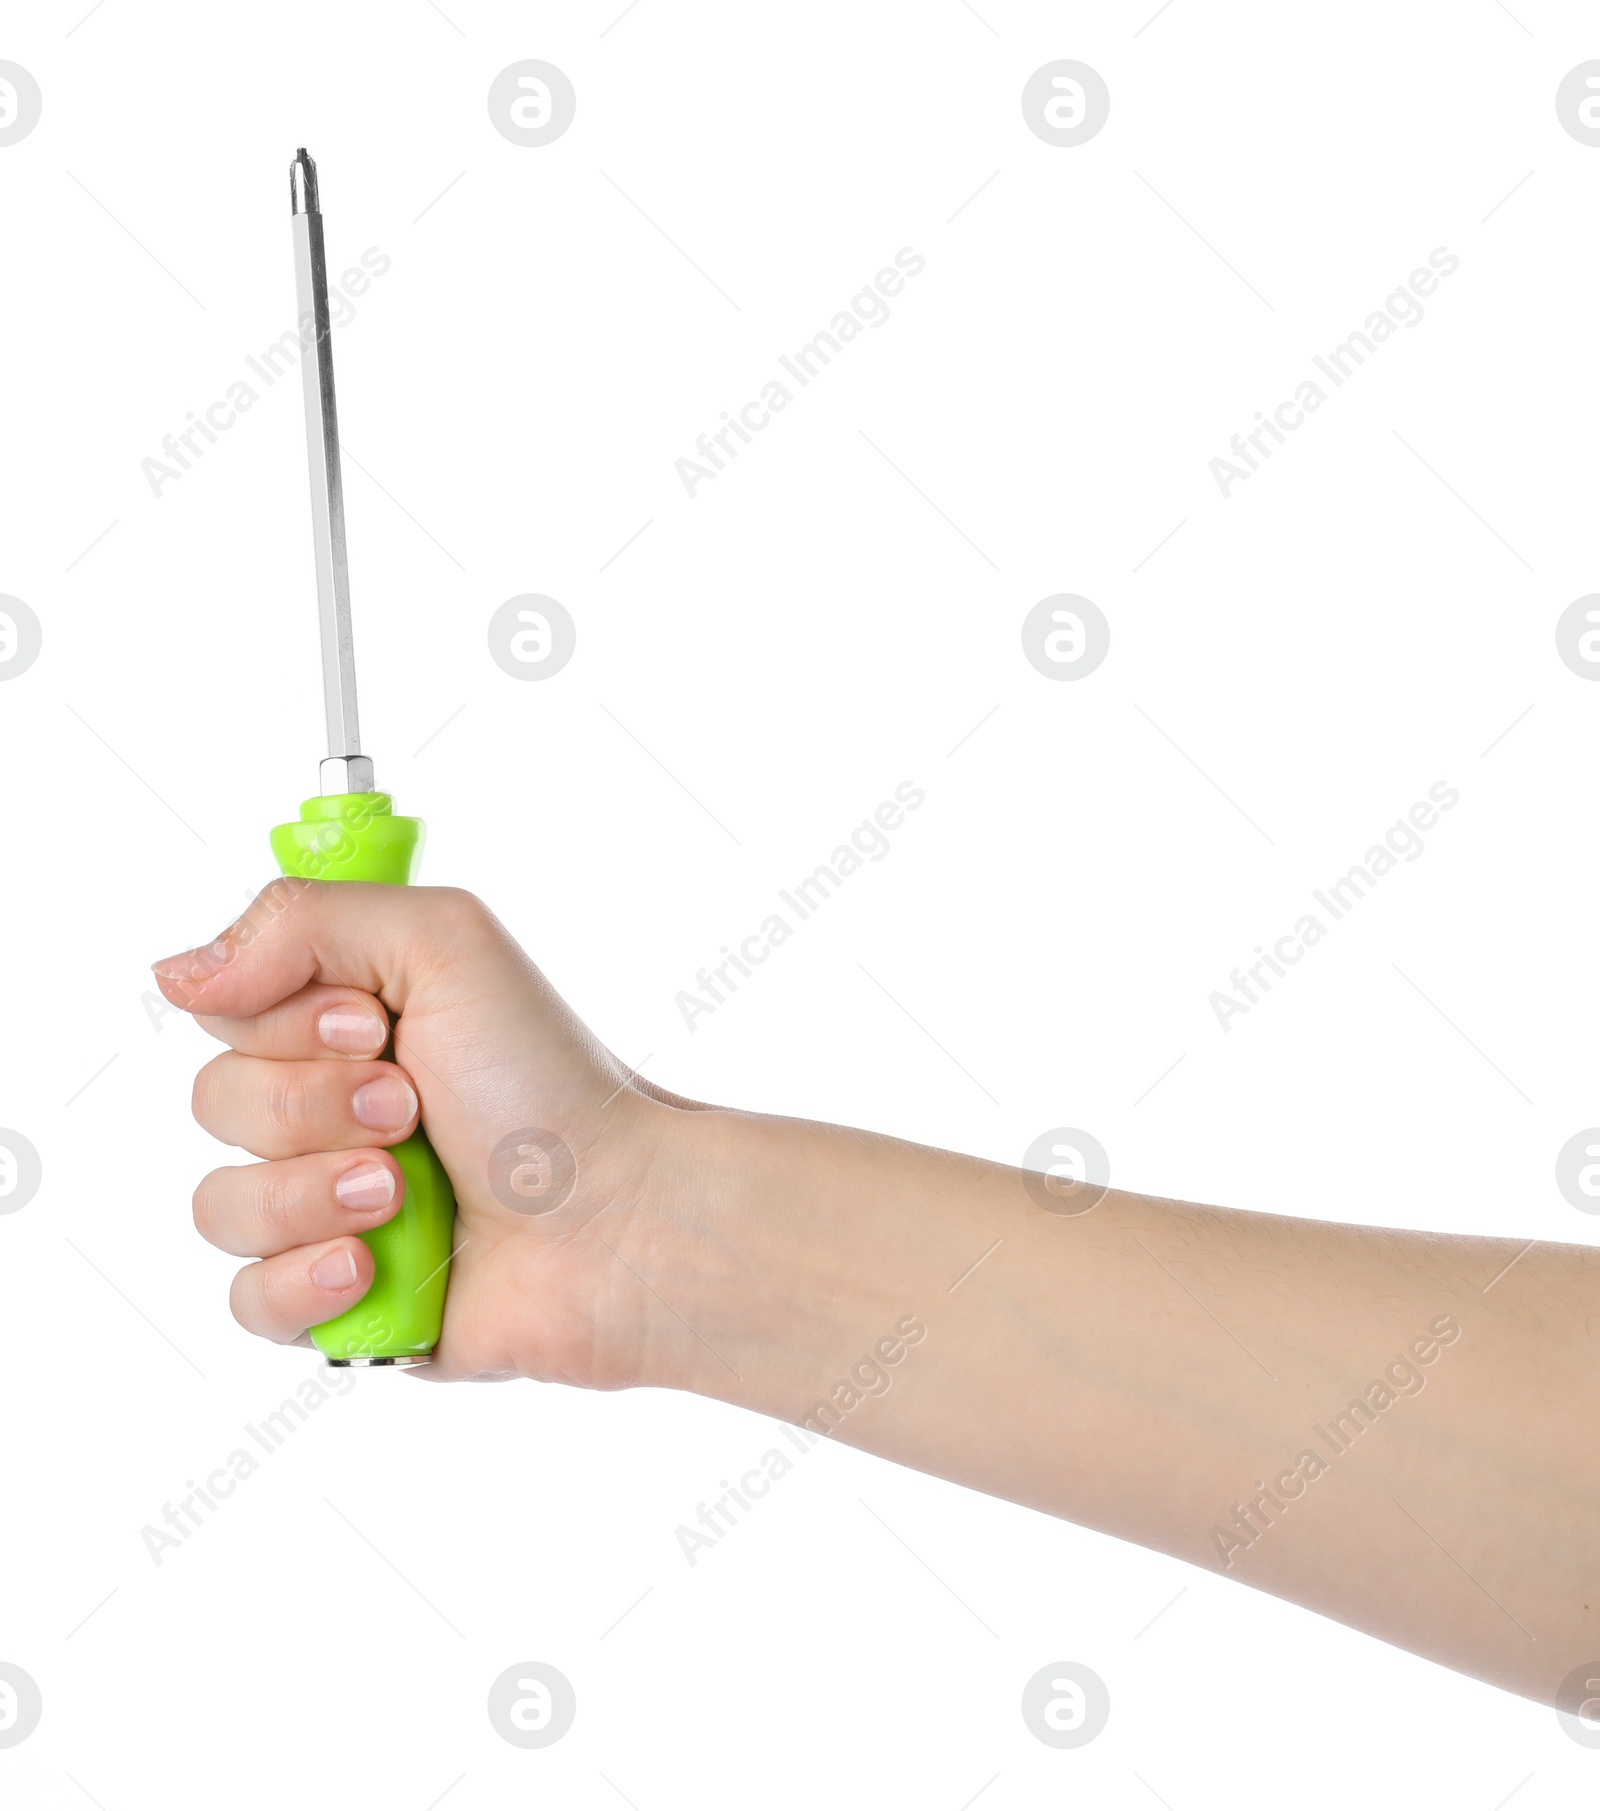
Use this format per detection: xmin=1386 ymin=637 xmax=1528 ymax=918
xmin=151 ymin=880 xmax=479 ymax=1021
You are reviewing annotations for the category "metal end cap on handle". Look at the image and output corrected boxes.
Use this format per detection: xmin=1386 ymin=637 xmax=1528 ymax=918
xmin=327 ymin=1353 xmax=434 ymax=1368
xmin=290 ymin=146 xmax=319 ymax=216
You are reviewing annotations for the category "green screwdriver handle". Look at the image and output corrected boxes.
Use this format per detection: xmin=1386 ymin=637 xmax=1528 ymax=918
xmin=271 ymin=790 xmax=455 ymax=1366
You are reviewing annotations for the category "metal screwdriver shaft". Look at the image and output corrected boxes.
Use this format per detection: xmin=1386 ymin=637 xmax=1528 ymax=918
xmin=290 ymin=147 xmax=373 ymax=796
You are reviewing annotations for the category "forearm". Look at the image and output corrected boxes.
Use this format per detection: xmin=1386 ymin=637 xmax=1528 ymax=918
xmin=642 ymin=1102 xmax=1600 ymax=1706
xmin=156 ymin=880 xmax=1598 ymax=1708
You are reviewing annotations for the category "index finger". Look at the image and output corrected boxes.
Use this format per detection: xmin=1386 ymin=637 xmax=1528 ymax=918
xmin=195 ymin=981 xmax=391 ymax=1060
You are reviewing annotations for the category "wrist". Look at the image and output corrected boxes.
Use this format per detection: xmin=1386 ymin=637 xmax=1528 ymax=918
xmin=627 ymin=1100 xmax=992 ymax=1425
xmin=617 ymin=1103 xmax=845 ymax=1405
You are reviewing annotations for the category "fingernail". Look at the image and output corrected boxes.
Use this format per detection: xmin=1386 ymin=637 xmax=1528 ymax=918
xmin=312 ymin=1249 xmax=359 ymax=1291
xmin=319 ymin=1006 xmax=388 ymax=1056
xmin=151 ymin=931 xmax=237 ymax=986
xmin=335 ymin=1161 xmax=395 ymax=1210
xmin=352 ymin=1076 xmax=418 ymax=1133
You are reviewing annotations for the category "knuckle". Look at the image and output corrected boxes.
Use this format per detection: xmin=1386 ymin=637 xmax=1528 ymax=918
xmin=244 ymin=876 xmax=315 ymax=940
xmin=433 ymin=887 xmax=498 ymax=947
xmin=254 ymin=1260 xmax=294 ymax=1322
xmin=237 ymin=1253 xmax=311 ymax=1338
xmin=260 ymin=1067 xmax=309 ymax=1146
xmin=253 ymin=1165 xmax=302 ymax=1236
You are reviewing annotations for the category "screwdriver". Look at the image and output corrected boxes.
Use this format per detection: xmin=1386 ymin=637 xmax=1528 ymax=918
xmin=269 ymin=148 xmax=455 ymax=1366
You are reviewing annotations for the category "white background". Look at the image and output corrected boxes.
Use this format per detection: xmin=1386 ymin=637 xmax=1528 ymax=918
xmin=1 ymin=0 xmax=1596 ymax=1803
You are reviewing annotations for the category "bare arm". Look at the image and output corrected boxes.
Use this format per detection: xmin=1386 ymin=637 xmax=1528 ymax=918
xmin=156 ymin=883 xmax=1600 ymax=1709
xmin=653 ymin=1106 xmax=1600 ymax=1706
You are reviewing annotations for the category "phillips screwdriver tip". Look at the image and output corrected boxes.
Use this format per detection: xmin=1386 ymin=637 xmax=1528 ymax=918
xmin=290 ymin=147 xmax=319 ymax=217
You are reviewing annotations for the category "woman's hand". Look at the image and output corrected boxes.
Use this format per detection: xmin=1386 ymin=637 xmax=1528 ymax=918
xmin=154 ymin=881 xmax=696 ymax=1386
xmin=155 ymin=878 xmax=1600 ymax=1710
